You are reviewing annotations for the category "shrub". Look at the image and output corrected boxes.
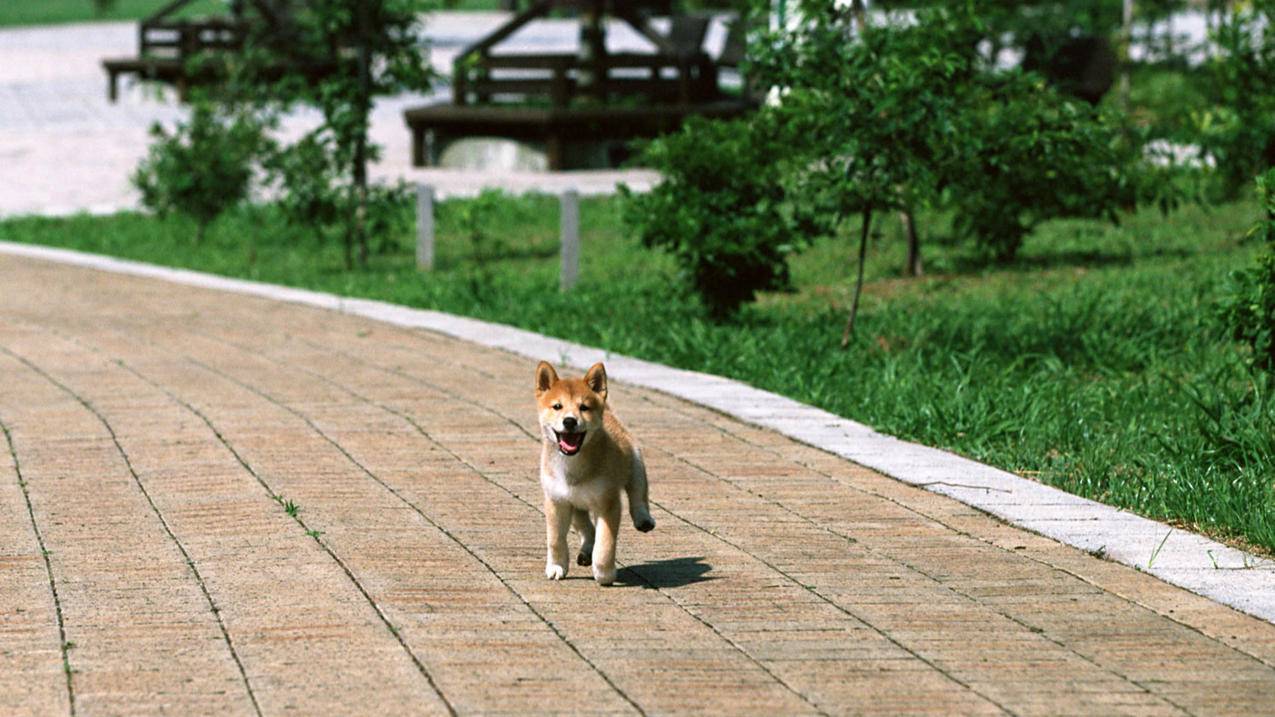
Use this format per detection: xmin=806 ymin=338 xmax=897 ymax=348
xmin=1194 ymin=2 xmax=1275 ymax=197
xmin=1219 ymin=169 xmax=1275 ymax=374
xmin=266 ymin=130 xmax=414 ymax=266
xmin=132 ymin=101 xmax=266 ymax=243
xmin=621 ymin=115 xmax=808 ymax=318
xmin=947 ymin=75 xmax=1137 ymax=262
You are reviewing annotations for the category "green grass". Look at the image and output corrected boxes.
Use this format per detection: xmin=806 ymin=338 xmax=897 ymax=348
xmin=0 ymin=0 xmax=501 ymax=28
xmin=0 ymin=1 xmax=224 ymax=27
xmin=2 ymin=196 xmax=1272 ymax=554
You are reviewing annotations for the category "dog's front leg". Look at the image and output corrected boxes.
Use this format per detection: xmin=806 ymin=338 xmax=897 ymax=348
xmin=573 ymin=508 xmax=596 ymax=566
xmin=591 ymin=499 xmax=622 ymax=586
xmin=544 ymin=496 xmax=573 ymax=580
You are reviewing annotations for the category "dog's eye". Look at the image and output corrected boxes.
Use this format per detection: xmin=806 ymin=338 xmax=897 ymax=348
xmin=580 ymin=404 xmax=589 ymax=412
xmin=552 ymin=403 xmax=562 ymax=411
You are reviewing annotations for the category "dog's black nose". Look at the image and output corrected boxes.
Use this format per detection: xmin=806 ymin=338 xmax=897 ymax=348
xmin=562 ymin=416 xmax=578 ymax=431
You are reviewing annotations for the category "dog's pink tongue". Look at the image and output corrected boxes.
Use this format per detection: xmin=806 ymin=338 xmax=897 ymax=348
xmin=559 ymin=432 xmax=584 ymax=452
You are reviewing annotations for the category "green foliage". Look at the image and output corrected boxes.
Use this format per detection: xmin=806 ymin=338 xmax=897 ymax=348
xmin=752 ymin=2 xmax=1141 ymax=264
xmin=190 ymin=0 xmax=438 ymax=267
xmin=455 ymin=189 xmax=518 ymax=298
xmin=752 ymin=3 xmax=979 ymax=224
xmin=1219 ymin=170 xmax=1275 ymax=373
xmin=131 ymin=101 xmax=267 ymax=243
xmin=622 ymin=116 xmax=808 ymax=318
xmin=948 ymin=76 xmax=1136 ymax=261
xmin=1194 ymin=1 xmax=1275 ymax=196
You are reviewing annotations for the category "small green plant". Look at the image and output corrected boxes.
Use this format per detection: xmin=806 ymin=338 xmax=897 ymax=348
xmin=132 ymin=100 xmax=266 ymax=243
xmin=274 ymin=495 xmax=300 ymax=518
xmin=622 ymin=115 xmax=809 ymax=319
xmin=1219 ymin=169 xmax=1275 ymax=374
xmin=455 ymin=190 xmax=514 ymax=299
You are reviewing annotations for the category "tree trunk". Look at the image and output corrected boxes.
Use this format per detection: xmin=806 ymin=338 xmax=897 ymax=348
xmin=901 ymin=208 xmax=922 ymax=277
xmin=841 ymin=207 xmax=873 ymax=348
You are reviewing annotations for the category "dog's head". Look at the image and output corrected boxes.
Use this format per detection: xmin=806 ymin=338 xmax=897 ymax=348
xmin=535 ymin=361 xmax=607 ymax=456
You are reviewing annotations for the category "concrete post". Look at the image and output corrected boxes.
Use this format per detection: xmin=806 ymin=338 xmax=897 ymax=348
xmin=560 ymin=190 xmax=580 ymax=291
xmin=416 ymin=184 xmax=434 ymax=271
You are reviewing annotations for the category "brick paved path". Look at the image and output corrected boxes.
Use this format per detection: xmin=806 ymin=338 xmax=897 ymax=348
xmin=2 ymin=254 xmax=1275 ymax=716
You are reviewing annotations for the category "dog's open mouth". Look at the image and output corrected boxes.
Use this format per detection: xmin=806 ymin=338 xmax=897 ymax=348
xmin=555 ymin=430 xmax=586 ymax=456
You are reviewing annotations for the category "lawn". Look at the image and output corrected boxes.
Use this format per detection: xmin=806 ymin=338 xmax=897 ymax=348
xmin=0 ymin=0 xmax=224 ymax=27
xmin=0 ymin=0 xmax=501 ymax=27
xmin=1 ymin=195 xmax=1272 ymax=555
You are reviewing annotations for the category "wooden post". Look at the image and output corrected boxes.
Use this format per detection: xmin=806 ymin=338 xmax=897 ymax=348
xmin=416 ymin=184 xmax=435 ymax=271
xmin=560 ymin=190 xmax=580 ymax=291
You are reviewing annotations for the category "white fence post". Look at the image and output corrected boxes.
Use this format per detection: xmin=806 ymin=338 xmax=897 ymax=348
xmin=416 ymin=184 xmax=434 ymax=271
xmin=560 ymin=190 xmax=579 ymax=291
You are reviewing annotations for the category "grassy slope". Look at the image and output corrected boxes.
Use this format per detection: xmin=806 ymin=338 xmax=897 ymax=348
xmin=1 ymin=196 xmax=1271 ymax=554
xmin=0 ymin=0 xmax=498 ymax=28
xmin=0 ymin=1 xmax=223 ymax=27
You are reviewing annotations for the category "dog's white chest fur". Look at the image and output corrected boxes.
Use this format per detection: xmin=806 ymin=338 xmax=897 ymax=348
xmin=541 ymin=451 xmax=607 ymax=508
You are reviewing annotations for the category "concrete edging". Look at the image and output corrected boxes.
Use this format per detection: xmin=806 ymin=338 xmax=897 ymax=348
xmin=2 ymin=239 xmax=1272 ymax=624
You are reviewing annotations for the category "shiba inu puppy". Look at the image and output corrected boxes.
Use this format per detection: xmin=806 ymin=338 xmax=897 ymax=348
xmin=536 ymin=361 xmax=654 ymax=585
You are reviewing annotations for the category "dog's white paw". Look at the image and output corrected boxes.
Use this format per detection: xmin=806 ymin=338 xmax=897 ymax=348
xmin=545 ymin=563 xmax=567 ymax=580
xmin=592 ymin=564 xmax=616 ymax=586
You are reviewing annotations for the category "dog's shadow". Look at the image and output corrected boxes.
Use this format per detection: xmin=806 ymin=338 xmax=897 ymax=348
xmin=616 ymin=556 xmax=716 ymax=589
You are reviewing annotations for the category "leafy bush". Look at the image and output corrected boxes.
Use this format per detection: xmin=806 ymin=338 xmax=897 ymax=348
xmin=266 ymin=130 xmax=413 ymax=265
xmin=947 ymin=75 xmax=1137 ymax=261
xmin=1194 ymin=2 xmax=1275 ymax=196
xmin=621 ymin=116 xmax=808 ymax=318
xmin=1219 ymin=170 xmax=1275 ymax=373
xmin=132 ymin=101 xmax=267 ymax=243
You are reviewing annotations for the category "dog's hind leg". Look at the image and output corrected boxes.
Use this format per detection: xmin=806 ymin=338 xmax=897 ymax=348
xmin=573 ymin=508 xmax=595 ymax=566
xmin=626 ymin=449 xmax=655 ymax=532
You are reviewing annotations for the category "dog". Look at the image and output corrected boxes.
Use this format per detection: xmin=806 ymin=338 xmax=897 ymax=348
xmin=535 ymin=361 xmax=654 ymax=585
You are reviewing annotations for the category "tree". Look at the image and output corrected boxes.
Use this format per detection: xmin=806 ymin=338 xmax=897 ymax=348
xmin=946 ymin=73 xmax=1136 ymax=262
xmin=1220 ymin=169 xmax=1275 ymax=374
xmin=751 ymin=2 xmax=981 ymax=344
xmin=174 ymin=0 xmax=436 ymax=268
xmin=750 ymin=1 xmax=1140 ymax=342
xmin=1195 ymin=1 xmax=1275 ymax=197
xmin=262 ymin=0 xmax=435 ymax=267
xmin=132 ymin=100 xmax=267 ymax=243
xmin=622 ymin=115 xmax=812 ymax=318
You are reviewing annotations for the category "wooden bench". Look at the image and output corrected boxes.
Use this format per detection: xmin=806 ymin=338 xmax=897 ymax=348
xmin=100 ymin=0 xmax=322 ymax=102
xmin=404 ymin=99 xmax=753 ymax=170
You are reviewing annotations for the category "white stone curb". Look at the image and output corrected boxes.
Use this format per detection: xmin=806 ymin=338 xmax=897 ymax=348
xmin=2 ymin=239 xmax=1272 ymax=624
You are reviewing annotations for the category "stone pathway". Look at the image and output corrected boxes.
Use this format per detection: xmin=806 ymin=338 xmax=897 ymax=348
xmin=0 ymin=16 xmax=660 ymax=218
xmin=3 ymin=254 xmax=1275 ymax=715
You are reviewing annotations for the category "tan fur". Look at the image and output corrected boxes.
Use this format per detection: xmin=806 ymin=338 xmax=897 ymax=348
xmin=535 ymin=361 xmax=654 ymax=586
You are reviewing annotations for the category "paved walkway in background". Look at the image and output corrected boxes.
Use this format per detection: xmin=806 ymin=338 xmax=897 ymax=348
xmin=4 ymin=256 xmax=1275 ymax=715
xmin=0 ymin=16 xmax=662 ymax=217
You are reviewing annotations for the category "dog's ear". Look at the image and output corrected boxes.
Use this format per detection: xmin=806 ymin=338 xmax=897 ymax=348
xmin=584 ymin=362 xmax=607 ymax=401
xmin=535 ymin=361 xmax=558 ymax=395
